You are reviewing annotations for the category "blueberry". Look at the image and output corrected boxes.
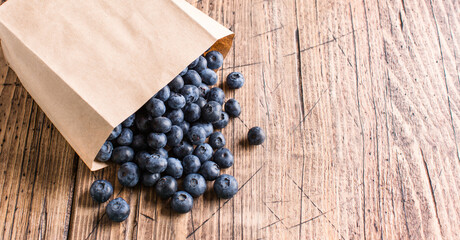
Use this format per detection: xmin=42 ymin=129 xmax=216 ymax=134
xmin=172 ymin=141 xmax=194 ymax=159
xmin=193 ymin=143 xmax=213 ymax=163
xmin=183 ymin=173 xmax=206 ymax=197
xmin=213 ymin=148 xmax=234 ymax=168
xmin=180 ymin=85 xmax=200 ymax=104
xmin=182 ymin=155 xmax=201 ymax=174
xmin=135 ymin=111 xmax=152 ymax=133
xmin=188 ymin=57 xmax=200 ymax=69
xmin=197 ymin=83 xmax=210 ymax=98
xmin=205 ymin=51 xmax=224 ymax=70
xmin=199 ymin=161 xmax=220 ymax=181
xmin=199 ymin=68 xmax=218 ymax=85
xmin=209 ymin=132 xmax=225 ymax=149
xmin=226 ymin=72 xmax=245 ymax=89
xmin=111 ymin=146 xmax=135 ymax=164
xmin=134 ymin=151 xmax=151 ymax=170
xmin=214 ymin=174 xmax=238 ymax=199
xmin=195 ymin=97 xmax=207 ymax=109
xmin=187 ymin=126 xmax=206 ymax=145
xmin=168 ymin=75 xmax=184 ymax=92
xmin=117 ymin=128 xmax=134 ymax=146
xmin=176 ymin=121 xmax=190 ymax=135
xmin=192 ymin=122 xmax=213 ymax=137
xmin=122 ymin=114 xmax=135 ymax=127
xmin=193 ymin=56 xmax=208 ymax=72
xmin=96 ymin=141 xmax=113 ymax=162
xmin=212 ymin=112 xmax=229 ymax=129
xmin=147 ymin=133 xmax=167 ymax=149
xmin=206 ymin=87 xmax=225 ymax=105
xmin=183 ymin=103 xmax=201 ymax=123
xmin=167 ymin=93 xmax=186 ymax=109
xmin=108 ymin=124 xmax=122 ymax=140
xmin=248 ymin=127 xmax=266 ymax=145
xmin=155 ymin=176 xmax=177 ymax=199
xmin=106 ymin=198 xmax=130 ymax=222
xmin=117 ymin=162 xmax=140 ymax=187
xmin=171 ymin=191 xmax=193 ymax=213
xmin=166 ymin=125 xmax=183 ymax=147
xmin=131 ymin=134 xmax=147 ymax=150
xmin=166 ymin=109 xmax=184 ymax=125
xmin=90 ymin=180 xmax=113 ymax=203
xmin=151 ymin=147 xmax=168 ymax=159
xmin=154 ymin=86 xmax=171 ymax=102
xmin=151 ymin=117 xmax=172 ymax=133
xmin=144 ymin=153 xmax=167 ymax=174
xmin=201 ymin=101 xmax=222 ymax=123
xmin=225 ymin=99 xmax=241 ymax=117
xmin=145 ymin=97 xmax=166 ymax=118
xmin=142 ymin=172 xmax=161 ymax=187
xmin=183 ymin=70 xmax=202 ymax=87
xmin=179 ymin=67 xmax=188 ymax=76
xmin=165 ymin=157 xmax=183 ymax=179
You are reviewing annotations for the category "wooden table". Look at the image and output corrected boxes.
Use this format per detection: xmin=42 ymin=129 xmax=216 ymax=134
xmin=0 ymin=0 xmax=459 ymax=239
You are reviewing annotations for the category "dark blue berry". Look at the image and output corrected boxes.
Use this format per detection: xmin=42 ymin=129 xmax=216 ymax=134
xmin=131 ymin=134 xmax=147 ymax=150
xmin=192 ymin=122 xmax=213 ymax=137
xmin=166 ymin=109 xmax=184 ymax=125
xmin=205 ymin=51 xmax=223 ymax=70
xmin=248 ymin=127 xmax=266 ymax=145
xmin=142 ymin=172 xmax=161 ymax=187
xmin=171 ymin=191 xmax=193 ymax=213
xmin=111 ymin=146 xmax=135 ymax=164
xmin=108 ymin=124 xmax=122 ymax=140
xmin=106 ymin=198 xmax=130 ymax=222
xmin=151 ymin=117 xmax=172 ymax=133
xmin=187 ymin=126 xmax=206 ymax=145
xmin=154 ymin=86 xmax=170 ymax=101
xmin=145 ymin=97 xmax=166 ymax=117
xmin=134 ymin=151 xmax=151 ymax=170
xmin=188 ymin=57 xmax=200 ymax=69
xmin=199 ymin=68 xmax=218 ymax=85
xmin=135 ymin=111 xmax=151 ymax=132
xmin=198 ymin=83 xmax=210 ymax=98
xmin=207 ymin=87 xmax=225 ymax=105
xmin=168 ymin=75 xmax=184 ymax=92
xmin=117 ymin=162 xmax=140 ymax=187
xmin=208 ymin=132 xmax=226 ymax=150
xmin=117 ymin=128 xmax=134 ymax=146
xmin=147 ymin=133 xmax=167 ymax=149
xmin=96 ymin=141 xmax=113 ymax=162
xmin=212 ymin=112 xmax=229 ymax=129
xmin=183 ymin=173 xmax=206 ymax=197
xmin=195 ymin=97 xmax=207 ymax=109
xmin=225 ymin=99 xmax=241 ymax=117
xmin=172 ymin=141 xmax=194 ymax=159
xmin=144 ymin=153 xmax=167 ymax=174
xmin=90 ymin=180 xmax=113 ymax=203
xmin=182 ymin=155 xmax=201 ymax=174
xmin=165 ymin=157 xmax=183 ymax=179
xmin=151 ymin=147 xmax=168 ymax=159
xmin=213 ymin=148 xmax=234 ymax=168
xmin=179 ymin=67 xmax=188 ymax=76
xmin=180 ymin=85 xmax=200 ymax=103
xmin=199 ymin=161 xmax=220 ymax=181
xmin=183 ymin=103 xmax=201 ymax=123
xmin=122 ymin=114 xmax=135 ymax=127
xmin=166 ymin=125 xmax=183 ymax=147
xmin=193 ymin=143 xmax=213 ymax=163
xmin=155 ymin=176 xmax=177 ymax=199
xmin=176 ymin=121 xmax=190 ymax=135
xmin=201 ymin=101 xmax=222 ymax=123
xmin=167 ymin=93 xmax=186 ymax=109
xmin=193 ymin=56 xmax=207 ymax=72
xmin=214 ymin=174 xmax=238 ymax=199
xmin=183 ymin=70 xmax=202 ymax=87
xmin=226 ymin=72 xmax=245 ymax=89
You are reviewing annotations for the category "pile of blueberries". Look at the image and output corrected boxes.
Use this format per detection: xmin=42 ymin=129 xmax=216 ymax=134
xmin=89 ymin=50 xmax=266 ymax=222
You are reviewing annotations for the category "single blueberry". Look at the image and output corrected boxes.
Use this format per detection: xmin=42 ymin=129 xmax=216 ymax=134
xmin=106 ymin=198 xmax=130 ymax=222
xmin=208 ymin=132 xmax=226 ymax=150
xmin=165 ymin=157 xmax=183 ymax=179
xmin=166 ymin=125 xmax=183 ymax=147
xmin=182 ymin=155 xmax=201 ymax=175
xmin=151 ymin=147 xmax=168 ymax=159
xmin=155 ymin=176 xmax=178 ymax=199
xmin=172 ymin=141 xmax=194 ymax=159
xmin=213 ymin=148 xmax=234 ymax=168
xmin=131 ymin=134 xmax=147 ymax=150
xmin=192 ymin=122 xmax=214 ymax=137
xmin=212 ymin=112 xmax=229 ymax=129
xmin=226 ymin=72 xmax=245 ymax=89
xmin=122 ymin=114 xmax=135 ymax=127
xmin=142 ymin=172 xmax=161 ymax=187
xmin=199 ymin=161 xmax=221 ymax=181
xmin=193 ymin=56 xmax=208 ymax=72
xmin=206 ymin=87 xmax=225 ymax=105
xmin=205 ymin=51 xmax=224 ymax=70
xmin=187 ymin=126 xmax=206 ymax=145
xmin=183 ymin=103 xmax=201 ymax=123
xmin=151 ymin=117 xmax=172 ymax=133
xmin=144 ymin=153 xmax=167 ymax=174
xmin=213 ymin=174 xmax=238 ymax=199
xmin=167 ymin=93 xmax=186 ymax=109
xmin=111 ymin=146 xmax=135 ymax=164
xmin=176 ymin=121 xmax=190 ymax=135
xmin=183 ymin=173 xmax=206 ymax=197
xmin=225 ymin=99 xmax=241 ymax=117
xmin=193 ymin=143 xmax=213 ymax=163
xmin=171 ymin=191 xmax=193 ymax=213
xmin=147 ymin=133 xmax=167 ymax=149
xmin=183 ymin=70 xmax=202 ymax=87
xmin=201 ymin=101 xmax=222 ymax=123
xmin=166 ymin=109 xmax=184 ymax=125
xmin=248 ymin=127 xmax=266 ymax=145
xmin=197 ymin=83 xmax=210 ymax=98
xmin=188 ymin=57 xmax=200 ymax=69
xmin=199 ymin=68 xmax=218 ymax=85
xmin=108 ymin=124 xmax=122 ymax=140
xmin=179 ymin=67 xmax=188 ymax=76
xmin=180 ymin=85 xmax=200 ymax=103
xmin=195 ymin=97 xmax=207 ymax=109
xmin=134 ymin=151 xmax=151 ymax=170
xmin=154 ymin=86 xmax=170 ymax=102
xmin=135 ymin=111 xmax=152 ymax=133
xmin=145 ymin=97 xmax=166 ymax=118
xmin=96 ymin=141 xmax=113 ymax=162
xmin=117 ymin=162 xmax=140 ymax=187
xmin=90 ymin=180 xmax=113 ymax=203
xmin=168 ymin=75 xmax=185 ymax=92
xmin=117 ymin=128 xmax=134 ymax=146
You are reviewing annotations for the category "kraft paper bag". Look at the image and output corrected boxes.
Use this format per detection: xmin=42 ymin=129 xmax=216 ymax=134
xmin=0 ymin=0 xmax=234 ymax=171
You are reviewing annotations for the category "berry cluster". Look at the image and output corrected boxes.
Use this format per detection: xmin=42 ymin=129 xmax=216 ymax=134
xmin=89 ymin=50 xmax=266 ymax=221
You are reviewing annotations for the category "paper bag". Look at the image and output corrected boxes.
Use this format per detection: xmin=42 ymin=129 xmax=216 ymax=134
xmin=0 ymin=0 xmax=234 ymax=171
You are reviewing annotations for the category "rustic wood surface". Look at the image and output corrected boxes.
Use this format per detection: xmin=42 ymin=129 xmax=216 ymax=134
xmin=0 ymin=0 xmax=459 ymax=239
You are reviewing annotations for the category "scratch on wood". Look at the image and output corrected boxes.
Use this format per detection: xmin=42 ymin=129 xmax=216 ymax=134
xmin=221 ymin=61 xmax=263 ymax=71
xmin=253 ymin=24 xmax=284 ymax=38
xmin=140 ymin=213 xmax=154 ymax=221
xmin=292 ymin=87 xmax=328 ymax=132
xmin=259 ymin=218 xmax=285 ymax=230
xmin=420 ymin=149 xmax=442 ymax=229
xmin=261 ymin=69 xmax=271 ymax=121
xmin=289 ymin=207 xmax=335 ymax=229
xmin=262 ymin=201 xmax=288 ymax=229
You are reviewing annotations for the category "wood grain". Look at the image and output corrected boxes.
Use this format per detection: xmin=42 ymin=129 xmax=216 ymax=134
xmin=0 ymin=0 xmax=458 ymax=239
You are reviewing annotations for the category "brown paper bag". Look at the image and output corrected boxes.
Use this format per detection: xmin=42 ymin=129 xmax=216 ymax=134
xmin=0 ymin=0 xmax=234 ymax=171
